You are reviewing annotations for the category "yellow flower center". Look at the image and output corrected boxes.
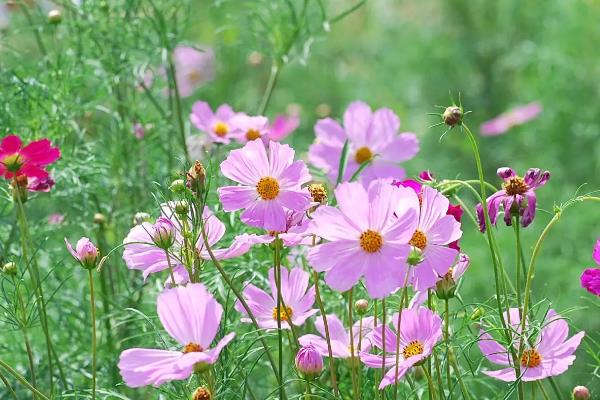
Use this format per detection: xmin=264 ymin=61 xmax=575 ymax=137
xmin=402 ymin=340 xmax=424 ymax=359
xmin=246 ymin=129 xmax=262 ymax=141
xmin=192 ymin=387 xmax=212 ymax=400
xmin=308 ymin=183 xmax=327 ymax=203
xmin=2 ymin=153 xmax=23 ymax=172
xmin=183 ymin=342 xmax=204 ymax=354
xmin=188 ymin=69 xmax=202 ymax=84
xmin=521 ymin=349 xmax=542 ymax=368
xmin=503 ymin=176 xmax=529 ymax=196
xmin=354 ymin=146 xmax=373 ymax=164
xmin=272 ymin=306 xmax=293 ymax=322
xmin=256 ymin=177 xmax=280 ymax=200
xmin=359 ymin=230 xmax=383 ymax=253
xmin=213 ymin=121 xmax=229 ymax=137
xmin=409 ymin=230 xmax=427 ymax=251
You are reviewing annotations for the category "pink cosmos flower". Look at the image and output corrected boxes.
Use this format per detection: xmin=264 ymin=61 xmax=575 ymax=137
xmin=0 ymin=135 xmax=60 ymax=180
xmin=308 ymin=101 xmax=419 ymax=185
xmin=133 ymin=123 xmax=145 ymax=140
xmin=479 ymin=308 xmax=585 ymax=382
xmin=48 ymin=213 xmax=65 ymax=225
xmin=268 ymin=114 xmax=300 ymax=142
xmin=236 ymin=267 xmax=318 ymax=329
xmin=307 ymin=180 xmax=418 ymax=298
xmin=230 ymin=114 xmax=270 ymax=144
xmin=190 ymin=102 xmax=238 ymax=144
xmin=480 ymin=102 xmax=542 ymax=136
xmin=173 ymin=46 xmax=214 ymax=98
xmin=409 ymin=253 xmax=470 ymax=306
xmin=360 ymin=307 xmax=442 ymax=389
xmin=299 ymin=314 xmax=375 ymax=359
xmin=580 ymin=239 xmax=600 ymax=296
xmin=476 ymin=167 xmax=550 ymax=232
xmin=123 ymin=205 xmax=259 ymax=282
xmin=65 ymin=237 xmax=99 ymax=270
xmin=218 ymin=140 xmax=312 ymax=232
xmin=118 ymin=283 xmax=235 ymax=388
xmin=26 ymin=176 xmax=55 ymax=192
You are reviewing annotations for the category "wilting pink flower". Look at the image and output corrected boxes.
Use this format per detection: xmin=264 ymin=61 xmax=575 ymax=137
xmin=123 ymin=205 xmax=259 ymax=282
xmin=419 ymin=170 xmax=435 ymax=181
xmin=48 ymin=213 xmax=65 ymax=225
xmin=269 ymin=114 xmax=300 ymax=142
xmin=360 ymin=307 xmax=442 ymax=389
xmin=26 ymin=176 xmax=55 ymax=192
xmin=476 ymin=167 xmax=550 ymax=232
xmin=172 ymin=46 xmax=214 ymax=98
xmin=65 ymin=237 xmax=99 ymax=270
xmin=236 ymin=267 xmax=317 ymax=329
xmin=307 ymin=180 xmax=417 ymax=298
xmin=133 ymin=123 xmax=145 ymax=140
xmin=0 ymin=135 xmax=60 ymax=180
xmin=295 ymin=345 xmax=323 ymax=379
xmin=479 ymin=308 xmax=584 ymax=382
xmin=230 ymin=114 xmax=270 ymax=144
xmin=299 ymin=314 xmax=375 ymax=359
xmin=190 ymin=102 xmax=238 ymax=144
xmin=580 ymin=239 xmax=600 ymax=296
xmin=480 ymin=102 xmax=542 ymax=136
xmin=308 ymin=101 xmax=419 ymax=184
xmin=118 ymin=283 xmax=235 ymax=388
xmin=218 ymin=140 xmax=311 ymax=232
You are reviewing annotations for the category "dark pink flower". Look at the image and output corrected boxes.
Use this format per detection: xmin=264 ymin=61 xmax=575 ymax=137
xmin=581 ymin=240 xmax=600 ymax=296
xmin=480 ymin=102 xmax=542 ymax=136
xmin=0 ymin=135 xmax=60 ymax=180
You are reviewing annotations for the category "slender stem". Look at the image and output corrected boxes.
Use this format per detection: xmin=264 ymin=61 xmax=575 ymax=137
xmin=165 ymin=49 xmax=190 ymax=164
xmin=18 ymin=1 xmax=48 ymax=58
xmin=164 ymin=249 xmax=177 ymax=286
xmin=422 ymin=366 xmax=438 ymax=400
xmin=444 ymin=299 xmax=451 ymax=393
xmin=258 ymin=63 xmax=281 ymax=115
xmin=448 ymin=349 xmax=472 ymax=400
xmin=273 ymin=237 xmax=285 ymax=400
xmin=427 ymin=292 xmax=434 ymax=400
xmin=393 ymin=269 xmax=410 ymax=400
xmin=380 ymin=298 xmax=387 ymax=399
xmin=0 ymin=369 xmax=18 ymax=400
xmin=513 ymin=217 xmax=523 ymax=320
xmin=432 ymin=351 xmax=445 ymax=399
xmin=357 ymin=314 xmax=363 ymax=392
xmin=11 ymin=276 xmax=37 ymax=393
xmin=347 ymin=289 xmax=359 ymax=400
xmin=547 ymin=377 xmax=564 ymax=400
xmin=0 ymin=359 xmax=49 ymax=400
xmin=537 ymin=381 xmax=550 ymax=400
xmin=88 ymin=269 xmax=97 ymax=400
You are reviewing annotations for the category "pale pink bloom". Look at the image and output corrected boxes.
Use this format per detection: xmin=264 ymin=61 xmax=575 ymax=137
xmin=172 ymin=46 xmax=214 ymax=98
xmin=479 ymin=308 xmax=584 ymax=381
xmin=65 ymin=237 xmax=99 ymax=269
xmin=190 ymin=102 xmax=238 ymax=144
xmin=27 ymin=176 xmax=55 ymax=192
xmin=118 ymin=283 xmax=235 ymax=387
xmin=308 ymin=101 xmax=419 ymax=185
xmin=480 ymin=102 xmax=542 ymax=136
xmin=268 ymin=114 xmax=300 ymax=141
xmin=236 ymin=267 xmax=318 ymax=329
xmin=230 ymin=114 xmax=270 ymax=144
xmin=48 ymin=213 xmax=65 ymax=225
xmin=218 ymin=140 xmax=311 ymax=232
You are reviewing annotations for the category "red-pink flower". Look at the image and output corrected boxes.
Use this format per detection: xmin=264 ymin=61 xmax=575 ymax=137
xmin=580 ymin=239 xmax=600 ymax=296
xmin=0 ymin=135 xmax=60 ymax=180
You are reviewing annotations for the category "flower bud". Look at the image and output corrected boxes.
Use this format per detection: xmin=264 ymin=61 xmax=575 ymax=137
xmin=354 ymin=299 xmax=369 ymax=315
xmin=435 ymin=270 xmax=456 ymax=300
xmin=191 ymin=386 xmax=212 ymax=400
xmin=151 ymin=217 xmax=175 ymax=249
xmin=169 ymin=179 xmax=186 ymax=193
xmin=2 ymin=262 xmax=17 ymax=276
xmin=407 ymin=247 xmax=424 ymax=266
xmin=443 ymin=106 xmax=463 ymax=127
xmin=65 ymin=237 xmax=99 ymax=270
xmin=419 ymin=170 xmax=435 ymax=182
xmin=295 ymin=345 xmax=323 ymax=380
xmin=470 ymin=306 xmax=485 ymax=321
xmin=132 ymin=212 xmax=151 ymax=226
xmin=572 ymin=386 xmax=590 ymax=400
xmin=93 ymin=213 xmax=106 ymax=225
xmin=47 ymin=9 xmax=62 ymax=24
xmin=187 ymin=161 xmax=206 ymax=194
xmin=308 ymin=183 xmax=327 ymax=204
xmin=174 ymin=201 xmax=189 ymax=216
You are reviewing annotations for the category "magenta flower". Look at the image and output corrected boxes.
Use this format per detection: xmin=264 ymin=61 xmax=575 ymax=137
xmin=218 ymin=140 xmax=311 ymax=232
xmin=299 ymin=314 xmax=375 ymax=359
xmin=308 ymin=101 xmax=419 ymax=184
xmin=25 ymin=176 xmax=55 ymax=192
xmin=230 ymin=114 xmax=270 ymax=144
xmin=479 ymin=308 xmax=585 ymax=381
xmin=476 ymin=167 xmax=550 ymax=232
xmin=118 ymin=283 xmax=235 ymax=388
xmin=480 ymin=102 xmax=542 ymax=136
xmin=268 ymin=114 xmax=300 ymax=142
xmin=65 ymin=237 xmax=99 ymax=270
xmin=360 ymin=307 xmax=442 ymax=389
xmin=0 ymin=135 xmax=60 ymax=180
xmin=307 ymin=180 xmax=417 ymax=298
xmin=172 ymin=46 xmax=214 ymax=98
xmin=236 ymin=267 xmax=318 ymax=329
xmin=580 ymin=239 xmax=600 ymax=296
xmin=190 ymin=102 xmax=238 ymax=144
xmin=295 ymin=345 xmax=323 ymax=379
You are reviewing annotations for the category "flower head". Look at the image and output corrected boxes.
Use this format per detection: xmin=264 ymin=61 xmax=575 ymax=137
xmin=218 ymin=140 xmax=311 ymax=232
xmin=308 ymin=101 xmax=419 ymax=185
xmin=268 ymin=114 xmax=300 ymax=142
xmin=230 ymin=114 xmax=270 ymax=144
xmin=476 ymin=167 xmax=550 ymax=232
xmin=295 ymin=345 xmax=323 ymax=379
xmin=479 ymin=308 xmax=585 ymax=382
xmin=190 ymin=102 xmax=238 ymax=144
xmin=118 ymin=284 xmax=235 ymax=387
xmin=360 ymin=307 xmax=442 ymax=389
xmin=480 ymin=102 xmax=542 ymax=136
xmin=173 ymin=46 xmax=214 ymax=98
xmin=581 ymin=239 xmax=600 ymax=296
xmin=0 ymin=135 xmax=60 ymax=180
xmin=236 ymin=267 xmax=318 ymax=329
xmin=65 ymin=237 xmax=99 ymax=270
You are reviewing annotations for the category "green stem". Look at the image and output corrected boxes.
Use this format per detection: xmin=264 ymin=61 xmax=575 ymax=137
xmin=514 ymin=217 xmax=524 ymax=321
xmin=393 ymin=269 xmax=411 ymax=400
xmin=0 ymin=359 xmax=49 ymax=400
xmin=258 ymin=62 xmax=281 ymax=115
xmin=444 ymin=299 xmax=451 ymax=393
xmin=0 ymin=369 xmax=18 ymax=400
xmin=347 ymin=289 xmax=359 ymax=400
xmin=538 ymin=381 xmax=550 ymax=400
xmin=165 ymin=48 xmax=190 ymax=164
xmin=380 ymin=298 xmax=387 ymax=399
xmin=88 ymin=269 xmax=97 ymax=400
xmin=423 ymin=366 xmax=438 ymax=400
xmin=164 ymin=249 xmax=177 ymax=286
xmin=448 ymin=349 xmax=472 ymax=400
xmin=547 ymin=378 xmax=562 ymax=400
xmin=274 ymin=237 xmax=285 ymax=400
xmin=11 ymin=276 xmax=37 ymax=394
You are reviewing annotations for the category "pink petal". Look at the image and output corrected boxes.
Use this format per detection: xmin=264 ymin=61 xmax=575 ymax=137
xmin=343 ymin=101 xmax=372 ymax=146
xmin=426 ymin=215 xmax=462 ymax=245
xmin=369 ymin=108 xmax=400 ymax=145
xmin=0 ymin=135 xmax=22 ymax=154
xmin=218 ymin=186 xmax=258 ymax=212
xmin=378 ymin=133 xmax=419 ymax=164
xmin=478 ymin=331 xmax=511 ymax=366
xmin=309 ymin=205 xmax=361 ymax=240
xmin=314 ymin=314 xmax=348 ymax=344
xmin=118 ymin=348 xmax=184 ymax=388
xmin=307 ymin=239 xmax=361 ymax=273
xmin=419 ymin=186 xmax=450 ymax=232
xmin=220 ymin=140 xmax=268 ymax=185
xmin=241 ymin=199 xmax=287 ymax=231
xmin=267 ymin=141 xmax=295 ymax=178
xmin=190 ymin=101 xmax=214 ymax=130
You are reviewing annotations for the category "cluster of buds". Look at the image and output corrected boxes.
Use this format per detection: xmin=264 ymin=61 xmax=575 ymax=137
xmin=308 ymin=183 xmax=327 ymax=204
xmin=65 ymin=237 xmax=99 ymax=270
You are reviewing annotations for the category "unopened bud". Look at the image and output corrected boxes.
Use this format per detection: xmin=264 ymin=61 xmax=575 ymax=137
xmin=65 ymin=237 xmax=99 ymax=270
xmin=572 ymin=386 xmax=590 ymax=400
xmin=354 ymin=299 xmax=369 ymax=315
xmin=407 ymin=247 xmax=424 ymax=266
xmin=169 ymin=179 xmax=186 ymax=193
xmin=295 ymin=345 xmax=323 ymax=380
xmin=191 ymin=386 xmax=212 ymax=400
xmin=443 ymin=106 xmax=463 ymax=127
xmin=47 ymin=9 xmax=62 ymax=24
xmin=435 ymin=270 xmax=457 ymax=300
xmin=470 ymin=306 xmax=485 ymax=321
xmin=2 ymin=262 xmax=17 ymax=276
xmin=308 ymin=183 xmax=327 ymax=204
xmin=174 ymin=201 xmax=189 ymax=216
xmin=151 ymin=217 xmax=175 ymax=249
xmin=132 ymin=212 xmax=151 ymax=226
xmin=93 ymin=213 xmax=106 ymax=225
xmin=187 ymin=161 xmax=206 ymax=194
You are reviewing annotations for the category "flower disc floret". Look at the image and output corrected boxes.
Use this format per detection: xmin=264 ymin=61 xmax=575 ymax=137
xmin=359 ymin=230 xmax=383 ymax=253
xmin=256 ymin=177 xmax=280 ymax=200
xmin=520 ymin=349 xmax=542 ymax=368
xmin=409 ymin=230 xmax=427 ymax=250
xmin=355 ymin=146 xmax=373 ymax=164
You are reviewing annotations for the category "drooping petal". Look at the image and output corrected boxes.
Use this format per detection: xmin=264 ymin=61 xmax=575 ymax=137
xmin=478 ymin=332 xmax=511 ymax=366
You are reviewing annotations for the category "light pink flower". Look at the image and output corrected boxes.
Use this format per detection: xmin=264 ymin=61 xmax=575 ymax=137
xmin=480 ymin=102 xmax=542 ymax=136
xmin=268 ymin=114 xmax=300 ymax=142
xmin=173 ymin=46 xmax=214 ymax=98
xmin=307 ymin=180 xmax=417 ymax=298
xmin=65 ymin=237 xmax=99 ymax=269
xmin=190 ymin=102 xmax=238 ymax=144
xmin=479 ymin=308 xmax=584 ymax=382
xmin=118 ymin=283 xmax=235 ymax=387
xmin=133 ymin=123 xmax=145 ymax=140
xmin=308 ymin=101 xmax=419 ymax=185
xmin=230 ymin=114 xmax=270 ymax=144
xmin=299 ymin=314 xmax=375 ymax=359
xmin=48 ymin=213 xmax=65 ymax=225
xmin=236 ymin=267 xmax=318 ymax=330
xmin=360 ymin=307 xmax=442 ymax=389
xmin=218 ymin=140 xmax=311 ymax=232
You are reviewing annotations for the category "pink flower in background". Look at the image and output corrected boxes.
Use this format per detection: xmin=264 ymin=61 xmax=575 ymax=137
xmin=65 ymin=237 xmax=99 ymax=270
xmin=410 ymin=253 xmax=470 ymax=306
xmin=0 ymin=3 xmax=9 ymax=30
xmin=118 ymin=284 xmax=235 ymax=387
xmin=173 ymin=46 xmax=214 ymax=98
xmin=218 ymin=140 xmax=311 ymax=232
xmin=480 ymin=102 xmax=542 ymax=136
xmin=307 ymin=180 xmax=417 ymax=298
xmin=236 ymin=267 xmax=318 ymax=329
xmin=479 ymin=309 xmax=584 ymax=382
xmin=26 ymin=176 xmax=55 ymax=192
xmin=476 ymin=167 xmax=550 ymax=232
xmin=133 ymin=123 xmax=145 ymax=140
xmin=0 ymin=135 xmax=60 ymax=180
xmin=268 ymin=114 xmax=300 ymax=142
xmin=299 ymin=314 xmax=375 ymax=359
xmin=48 ymin=213 xmax=65 ymax=225
xmin=308 ymin=101 xmax=419 ymax=185
xmin=230 ymin=114 xmax=270 ymax=143
xmin=190 ymin=102 xmax=238 ymax=144
xmin=580 ymin=239 xmax=600 ymax=296
xmin=360 ymin=307 xmax=442 ymax=389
